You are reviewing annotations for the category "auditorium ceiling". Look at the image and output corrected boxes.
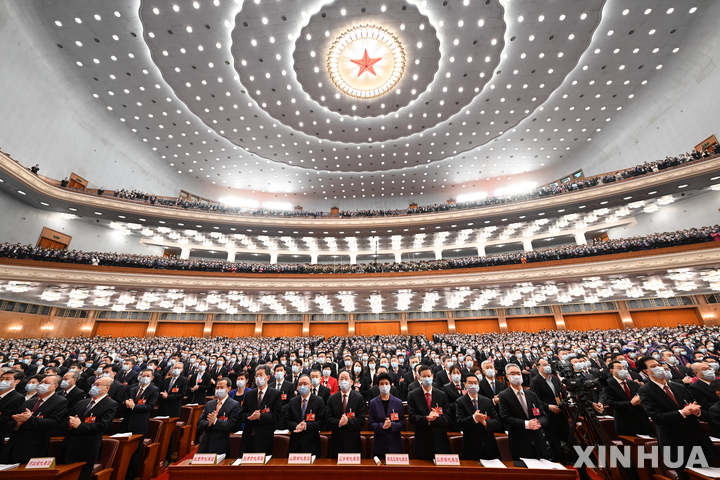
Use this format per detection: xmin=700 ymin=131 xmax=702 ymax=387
xmin=26 ymin=0 xmax=709 ymax=203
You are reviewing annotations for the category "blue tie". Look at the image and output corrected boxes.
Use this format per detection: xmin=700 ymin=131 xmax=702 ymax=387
xmin=491 ymin=381 xmax=496 ymax=395
xmin=301 ymin=398 xmax=307 ymax=418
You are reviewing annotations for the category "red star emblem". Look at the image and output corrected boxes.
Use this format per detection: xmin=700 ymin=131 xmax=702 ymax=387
xmin=350 ymin=49 xmax=382 ymax=77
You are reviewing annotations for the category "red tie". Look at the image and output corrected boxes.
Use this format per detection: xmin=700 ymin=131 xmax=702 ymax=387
xmin=342 ymin=394 xmax=347 ymax=413
xmin=31 ymin=398 xmax=43 ymax=413
xmin=425 ymin=392 xmax=432 ymax=411
xmin=663 ymin=385 xmax=679 ymax=406
xmin=621 ymin=381 xmax=632 ymax=399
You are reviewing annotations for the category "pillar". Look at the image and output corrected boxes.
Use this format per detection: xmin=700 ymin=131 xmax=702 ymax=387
xmin=400 ymin=312 xmax=408 ymax=334
xmin=180 ymin=247 xmax=191 ymax=259
xmin=574 ymin=232 xmax=588 ymax=245
xmin=497 ymin=308 xmax=508 ymax=334
xmin=147 ymin=312 xmax=159 ymax=337
xmin=310 ymin=253 xmax=318 ymax=265
xmin=82 ymin=310 xmax=96 ymax=337
xmin=617 ymin=301 xmax=635 ymax=328
xmin=695 ymin=294 xmax=719 ymax=325
xmin=349 ymin=253 xmax=357 ymax=265
xmin=476 ymin=245 xmax=486 ymax=257
xmin=348 ymin=314 xmax=356 ymax=336
xmin=227 ymin=251 xmax=236 ymax=262
xmin=447 ymin=311 xmax=456 ymax=334
xmin=434 ymin=249 xmax=443 ymax=260
xmin=254 ymin=314 xmax=263 ymax=337
xmin=203 ymin=313 xmax=214 ymax=338
xmin=394 ymin=252 xmax=403 ymax=263
xmin=270 ymin=252 xmax=278 ymax=264
xmin=551 ymin=305 xmax=566 ymax=330
xmin=302 ymin=314 xmax=310 ymax=336
xmin=522 ymin=240 xmax=534 ymax=252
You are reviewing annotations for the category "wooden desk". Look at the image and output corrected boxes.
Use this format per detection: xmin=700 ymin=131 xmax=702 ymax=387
xmin=168 ymin=458 xmax=577 ymax=480
xmin=619 ymin=436 xmax=655 ymax=480
xmin=2 ymin=462 xmax=84 ymax=480
xmin=185 ymin=405 xmax=205 ymax=449
xmin=153 ymin=416 xmax=179 ymax=477
xmin=686 ymin=468 xmax=720 ymax=480
xmin=105 ymin=434 xmax=142 ymax=480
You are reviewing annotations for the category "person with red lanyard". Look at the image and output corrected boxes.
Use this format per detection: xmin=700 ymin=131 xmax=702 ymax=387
xmin=321 ymin=363 xmax=339 ymax=394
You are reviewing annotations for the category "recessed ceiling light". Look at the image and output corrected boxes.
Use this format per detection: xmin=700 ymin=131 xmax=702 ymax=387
xmin=17 ymin=190 xmax=26 ymax=195
xmin=94 ymin=212 xmax=102 ymax=215
xmin=40 ymin=202 xmax=49 ymax=206
xmin=677 ymin=184 xmax=688 ymax=189
xmin=69 ymin=208 xmax=77 ymax=211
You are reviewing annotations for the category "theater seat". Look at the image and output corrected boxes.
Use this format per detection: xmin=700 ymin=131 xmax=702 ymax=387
xmin=48 ymin=438 xmax=63 ymax=457
xmin=643 ymin=440 xmax=678 ymax=480
xmin=92 ymin=438 xmax=120 ymax=480
xmin=272 ymin=434 xmax=290 ymax=458
xmin=404 ymin=436 xmax=414 ymax=459
xmin=320 ymin=435 xmax=329 ymax=458
xmin=229 ymin=434 xmax=242 ymax=458
xmin=140 ymin=419 xmax=164 ymax=480
xmin=360 ymin=435 xmax=369 ymax=458
xmin=449 ymin=436 xmax=463 ymax=455
xmin=495 ymin=435 xmax=512 ymax=462
xmin=598 ymin=417 xmax=622 ymax=445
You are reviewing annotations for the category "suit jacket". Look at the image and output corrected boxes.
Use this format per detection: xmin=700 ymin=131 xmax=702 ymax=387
xmin=60 ymin=396 xmax=118 ymax=480
xmin=407 ymin=387 xmax=451 ymax=460
xmin=122 ymin=384 xmax=160 ymax=435
xmin=499 ymin=387 xmax=551 ymax=460
xmin=239 ymin=387 xmax=282 ymax=455
xmin=435 ymin=370 xmax=451 ymax=387
xmin=368 ymin=394 xmax=404 ymax=457
xmin=478 ymin=376 xmax=505 ymax=416
xmin=0 ymin=393 xmax=69 ymax=464
xmin=455 ymin=394 xmax=502 ymax=460
xmin=286 ymin=394 xmax=326 ymax=456
xmin=116 ymin=369 xmax=139 ymax=388
xmin=187 ymin=371 xmax=212 ymax=405
xmin=368 ymin=384 xmax=399 ymax=400
xmin=157 ymin=375 xmax=188 ymax=417
xmin=639 ymin=380 xmax=718 ymax=467
xmin=320 ymin=375 xmax=338 ymax=394
xmin=60 ymin=386 xmax=87 ymax=411
xmin=310 ymin=384 xmax=330 ymax=404
xmin=268 ymin=380 xmax=295 ymax=429
xmin=108 ymin=381 xmax=127 ymax=406
xmin=0 ymin=390 xmax=24 ymax=458
xmin=207 ymin=365 xmax=229 ymax=395
xmin=197 ymin=397 xmax=240 ymax=455
xmin=600 ymin=377 xmax=653 ymax=436
xmin=688 ymin=380 xmax=718 ymax=411
xmin=325 ymin=390 xmax=366 ymax=457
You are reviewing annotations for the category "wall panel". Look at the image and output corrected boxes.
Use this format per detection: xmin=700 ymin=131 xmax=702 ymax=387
xmin=309 ymin=323 xmax=348 ymax=337
xmin=263 ymin=323 xmax=303 ymax=337
xmin=454 ymin=318 xmax=501 ymax=334
xmin=355 ymin=322 xmax=400 ymax=336
xmin=506 ymin=316 xmax=557 ymax=332
xmin=0 ymin=311 xmax=53 ymax=338
xmin=631 ymin=308 xmax=701 ymax=328
xmin=212 ymin=323 xmax=255 ymax=338
xmin=564 ymin=313 xmax=623 ymax=331
xmin=95 ymin=321 xmax=149 ymax=337
xmin=407 ymin=320 xmax=449 ymax=337
xmin=155 ymin=322 xmax=204 ymax=337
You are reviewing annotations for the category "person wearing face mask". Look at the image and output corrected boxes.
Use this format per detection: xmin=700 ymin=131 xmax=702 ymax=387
xmin=599 ymin=360 xmax=653 ymax=436
xmin=0 ymin=375 xmax=68 ymax=465
xmin=117 ymin=359 xmax=139 ymax=389
xmin=269 ymin=364 xmax=295 ymax=429
xmin=187 ymin=360 xmax=212 ymax=405
xmin=308 ymin=369 xmax=331 ymax=404
xmin=637 ymin=355 xmax=719 ymax=479
xmin=286 ymin=375 xmax=326 ymax=456
xmin=348 ymin=361 xmax=370 ymax=400
xmin=324 ymin=371 xmax=366 ymax=458
xmin=478 ymin=360 xmax=506 ymax=414
xmin=529 ymin=358 xmax=567 ymax=462
xmin=0 ymin=370 xmax=24 ymax=460
xmin=407 ymin=365 xmax=451 ymax=460
xmin=206 ymin=356 xmax=229 ymax=398
xmin=197 ymin=378 xmax=240 ymax=456
xmin=368 ymin=366 xmax=400 ymax=399
xmin=59 ymin=376 xmax=117 ymax=480
xmin=23 ymin=375 xmax=42 ymax=401
xmin=688 ymin=362 xmax=719 ymax=410
xmin=158 ymin=362 xmax=188 ymax=417
xmin=661 ymin=349 xmax=694 ymax=384
xmin=499 ymin=364 xmax=551 ymax=460
xmin=435 ymin=355 xmax=453 ymax=386
xmin=456 ymin=373 xmax=502 ymax=461
xmin=441 ymin=364 xmax=465 ymax=431
xmin=320 ymin=363 xmax=339 ymax=394
xmin=368 ymin=372 xmax=404 ymax=459
xmin=58 ymin=370 xmax=87 ymax=411
xmin=239 ymin=365 xmax=281 ymax=456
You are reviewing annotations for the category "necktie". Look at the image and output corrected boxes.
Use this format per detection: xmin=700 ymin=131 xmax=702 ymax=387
xmin=215 ymin=400 xmax=223 ymax=412
xmin=425 ymin=392 xmax=432 ymax=411
xmin=342 ymin=394 xmax=347 ymax=413
xmin=136 ymin=388 xmax=144 ymax=401
xmin=257 ymin=389 xmax=263 ymax=406
xmin=663 ymin=385 xmax=679 ymax=406
xmin=456 ymin=384 xmax=461 ymax=392
xmin=517 ymin=390 xmax=529 ymax=417
xmin=83 ymin=400 xmax=95 ymax=416
xmin=301 ymin=398 xmax=307 ymax=418
xmin=491 ymin=381 xmax=496 ymax=395
xmin=168 ymin=377 xmax=176 ymax=391
xmin=472 ymin=398 xmax=478 ymax=411
xmin=312 ymin=387 xmax=317 ymax=396
xmin=620 ymin=381 xmax=632 ymax=399
xmin=31 ymin=398 xmax=44 ymax=413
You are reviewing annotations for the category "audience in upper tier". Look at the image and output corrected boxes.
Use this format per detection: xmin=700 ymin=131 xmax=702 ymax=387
xmin=45 ymin=144 xmax=720 ymax=219
xmin=1 ymin=225 xmax=719 ymax=273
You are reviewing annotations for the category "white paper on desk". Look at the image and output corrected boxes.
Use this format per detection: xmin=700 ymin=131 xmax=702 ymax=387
xmin=687 ymin=467 xmax=720 ymax=477
xmin=231 ymin=459 xmax=242 ymax=466
xmin=710 ymin=436 xmax=720 ymax=442
xmin=539 ymin=459 xmax=566 ymax=470
xmin=234 ymin=430 xmax=243 ymax=435
xmin=636 ymin=434 xmax=653 ymax=439
xmin=480 ymin=459 xmax=506 ymax=468
xmin=217 ymin=454 xmax=227 ymax=463
xmin=521 ymin=458 xmax=555 ymax=469
xmin=154 ymin=416 xmax=170 ymax=419
xmin=274 ymin=429 xmax=290 ymax=434
xmin=0 ymin=464 xmax=20 ymax=471
xmin=110 ymin=432 xmax=133 ymax=438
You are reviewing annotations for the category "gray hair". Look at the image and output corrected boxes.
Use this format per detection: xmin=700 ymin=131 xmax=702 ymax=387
xmin=480 ymin=360 xmax=494 ymax=370
xmin=255 ymin=364 xmax=271 ymax=376
xmin=504 ymin=363 xmax=521 ymax=374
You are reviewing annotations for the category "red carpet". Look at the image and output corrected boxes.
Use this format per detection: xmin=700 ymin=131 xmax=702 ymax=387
xmin=151 ymin=448 xmax=198 ymax=480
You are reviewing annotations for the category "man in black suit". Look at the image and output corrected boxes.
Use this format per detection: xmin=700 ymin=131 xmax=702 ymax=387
xmin=0 ymin=374 xmax=69 ymax=464
xmin=0 ymin=370 xmax=24 ymax=460
xmin=98 ymin=364 xmax=127 ymax=405
xmin=157 ymin=362 xmax=188 ymax=417
xmin=689 ymin=362 xmax=718 ymax=410
xmin=661 ymin=350 xmax=693 ymax=385
xmin=455 ymin=373 xmax=502 ymax=460
xmin=499 ymin=364 xmax=551 ymax=460
xmin=309 ymin=369 xmax=331 ymax=404
xmin=325 ymin=371 xmax=366 ymax=458
xmin=239 ymin=365 xmax=282 ymax=456
xmin=478 ymin=360 xmax=506 ymax=415
xmin=60 ymin=376 xmax=118 ymax=480
xmin=599 ymin=361 xmax=653 ymax=436
xmin=286 ymin=375 xmax=326 ymax=456
xmin=197 ymin=378 xmax=240 ymax=455
xmin=407 ymin=365 xmax=451 ymax=460
xmin=117 ymin=359 xmax=139 ymax=390
xmin=269 ymin=364 xmax=295 ymax=429
xmin=637 ymin=355 xmax=718 ymax=480
xmin=207 ymin=356 xmax=229 ymax=397
xmin=434 ymin=356 xmax=452 ymax=387
xmin=123 ymin=369 xmax=160 ymax=480
xmin=530 ymin=358 xmax=567 ymax=462
xmin=58 ymin=370 xmax=87 ymax=411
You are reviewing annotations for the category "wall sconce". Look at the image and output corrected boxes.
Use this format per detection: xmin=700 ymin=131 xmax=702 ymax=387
xmin=8 ymin=325 xmax=22 ymax=331
xmin=41 ymin=325 xmax=55 ymax=331
xmin=81 ymin=326 xmax=92 ymax=331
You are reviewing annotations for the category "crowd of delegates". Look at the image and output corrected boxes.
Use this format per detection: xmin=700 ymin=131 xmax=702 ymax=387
xmin=2 ymin=225 xmax=719 ymax=274
xmin=49 ymin=145 xmax=720 ymax=219
xmin=2 ymin=324 xmax=720 ymax=478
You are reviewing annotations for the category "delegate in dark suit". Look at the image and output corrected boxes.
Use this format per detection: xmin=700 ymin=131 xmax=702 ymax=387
xmin=600 ymin=377 xmax=653 ymax=436
xmin=310 ymin=384 xmax=331 ymax=404
xmin=0 ymin=389 xmax=24 ymax=459
xmin=186 ymin=371 xmax=212 ymax=405
xmin=286 ymin=394 xmax=326 ymax=456
xmin=157 ymin=375 xmax=188 ymax=417
xmin=60 ymin=386 xmax=86 ymax=411
xmin=122 ymin=383 xmax=160 ymax=434
xmin=499 ymin=387 xmax=551 ymax=460
xmin=455 ymin=393 xmax=502 ymax=460
xmin=478 ymin=376 xmax=505 ymax=415
xmin=268 ymin=379 xmax=295 ymax=429
xmin=368 ymin=394 xmax=404 ymax=457
xmin=530 ymin=373 xmax=568 ymax=460
xmin=60 ymin=396 xmax=118 ymax=480
xmin=406 ymin=387 xmax=451 ymax=460
xmin=239 ymin=387 xmax=282 ymax=455
xmin=325 ymin=390 xmax=366 ymax=457
xmin=0 ymin=393 xmax=69 ymax=464
xmin=197 ymin=397 xmax=241 ymax=455
xmin=688 ymin=379 xmax=718 ymax=411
